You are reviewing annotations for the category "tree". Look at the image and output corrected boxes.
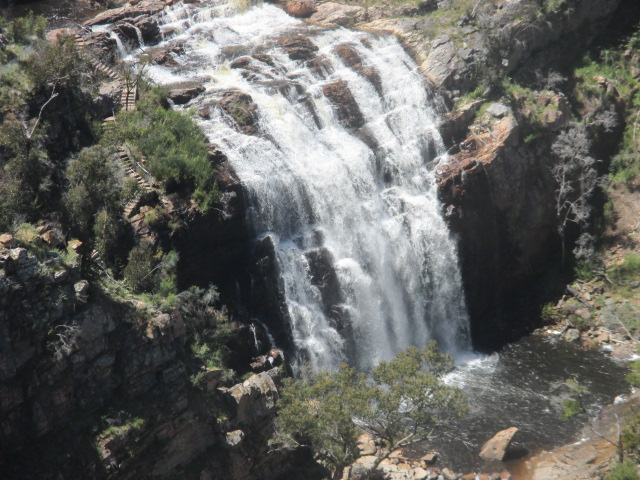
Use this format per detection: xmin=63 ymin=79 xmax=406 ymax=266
xmin=277 ymin=342 xmax=468 ymax=480
xmin=63 ymin=145 xmax=122 ymax=238
xmin=551 ymin=125 xmax=602 ymax=265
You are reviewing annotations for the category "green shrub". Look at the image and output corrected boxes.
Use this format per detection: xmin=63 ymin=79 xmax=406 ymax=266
xmin=621 ymin=415 xmax=640 ymax=464
xmin=103 ymin=85 xmax=220 ymax=212
xmin=23 ymin=34 xmax=88 ymax=97
xmin=605 ymin=460 xmax=640 ymax=480
xmin=575 ymin=259 xmax=595 ymax=281
xmin=123 ymin=243 xmax=157 ymax=293
xmin=609 ymin=254 xmax=640 ymax=285
xmin=63 ymin=146 xmax=122 ymax=238
xmin=0 ymin=116 xmax=50 ymax=230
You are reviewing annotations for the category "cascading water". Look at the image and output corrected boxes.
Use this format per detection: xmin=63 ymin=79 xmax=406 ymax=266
xmin=139 ymin=0 xmax=471 ymax=374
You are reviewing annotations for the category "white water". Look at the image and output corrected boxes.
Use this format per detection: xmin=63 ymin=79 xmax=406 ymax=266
xmin=126 ymin=1 xmax=471 ymax=373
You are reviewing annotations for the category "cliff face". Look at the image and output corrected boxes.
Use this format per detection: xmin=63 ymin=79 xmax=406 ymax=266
xmin=0 ymin=239 xmax=304 ymax=480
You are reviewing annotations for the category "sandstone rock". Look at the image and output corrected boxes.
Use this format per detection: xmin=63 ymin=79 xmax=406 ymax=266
xmin=575 ymin=308 xmax=592 ymax=321
xmin=412 ymin=467 xmax=428 ymax=479
xmin=322 ymin=80 xmax=365 ymax=129
xmin=438 ymin=100 xmax=483 ymax=146
xmin=442 ymin=467 xmax=457 ymax=480
xmin=0 ymin=234 xmax=15 ymax=248
xmin=283 ymin=0 xmax=316 ymax=18
xmin=225 ymin=371 xmax=279 ymax=426
xmin=308 ymin=2 xmax=363 ymax=26
xmin=479 ymin=426 xmax=518 ymax=461
xmin=357 ymin=433 xmax=377 ymax=456
xmin=41 ymin=229 xmax=65 ymax=248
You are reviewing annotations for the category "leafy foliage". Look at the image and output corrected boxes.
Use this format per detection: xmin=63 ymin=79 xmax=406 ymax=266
xmin=0 ymin=115 xmax=51 ymax=230
xmin=63 ymin=146 xmax=122 ymax=238
xmin=122 ymin=242 xmax=158 ymax=293
xmin=605 ymin=459 xmax=640 ymax=480
xmin=278 ymin=342 xmax=468 ymax=479
xmin=103 ymin=85 xmax=220 ymax=212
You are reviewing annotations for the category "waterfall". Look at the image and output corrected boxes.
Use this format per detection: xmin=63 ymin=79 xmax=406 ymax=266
xmin=139 ymin=1 xmax=471 ymax=373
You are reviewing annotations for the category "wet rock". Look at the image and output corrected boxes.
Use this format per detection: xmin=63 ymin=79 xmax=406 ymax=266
xmin=479 ymin=426 xmax=518 ymax=461
xmin=230 ymin=56 xmax=252 ymax=69
xmin=334 ymin=44 xmax=383 ymax=95
xmin=215 ymin=91 xmax=259 ymax=134
xmin=135 ymin=16 xmax=161 ymax=44
xmin=278 ymin=35 xmax=319 ymax=61
xmin=168 ymin=84 xmax=205 ymax=105
xmin=322 ymin=80 xmax=365 ymax=129
xmin=283 ymin=0 xmax=316 ymax=18
xmin=304 ymin=247 xmax=343 ymax=312
xmin=252 ymin=53 xmax=275 ymax=66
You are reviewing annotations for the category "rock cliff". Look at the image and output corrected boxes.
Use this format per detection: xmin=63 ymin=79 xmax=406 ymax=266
xmin=0 ymin=239 xmax=303 ymax=479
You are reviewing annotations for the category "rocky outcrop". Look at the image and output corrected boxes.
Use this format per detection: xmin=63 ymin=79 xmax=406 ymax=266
xmin=479 ymin=427 xmax=518 ymax=461
xmin=437 ymin=105 xmax=557 ymax=344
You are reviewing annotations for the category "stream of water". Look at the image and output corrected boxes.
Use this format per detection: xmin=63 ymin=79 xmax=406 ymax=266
xmin=141 ymin=0 xmax=470 ymax=374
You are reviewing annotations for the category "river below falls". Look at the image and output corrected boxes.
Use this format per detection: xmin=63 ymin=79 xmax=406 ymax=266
xmin=428 ymin=334 xmax=631 ymax=474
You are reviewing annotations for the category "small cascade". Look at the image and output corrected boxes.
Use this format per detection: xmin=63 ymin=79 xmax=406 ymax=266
xmin=249 ymin=323 xmax=261 ymax=353
xmin=133 ymin=1 xmax=471 ymax=374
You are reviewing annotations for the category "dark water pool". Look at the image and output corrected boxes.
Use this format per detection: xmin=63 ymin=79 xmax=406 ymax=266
xmin=432 ymin=334 xmax=630 ymax=473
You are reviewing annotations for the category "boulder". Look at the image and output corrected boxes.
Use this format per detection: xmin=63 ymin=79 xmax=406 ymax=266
xmin=479 ymin=426 xmax=518 ymax=461
xmin=0 ymin=234 xmax=15 ymax=249
xmin=168 ymin=84 xmax=205 ymax=105
xmin=224 ymin=371 xmax=279 ymax=426
xmin=225 ymin=429 xmax=245 ymax=449
xmin=283 ymin=0 xmax=316 ymax=18
xmin=563 ymin=328 xmax=581 ymax=343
